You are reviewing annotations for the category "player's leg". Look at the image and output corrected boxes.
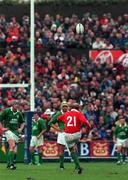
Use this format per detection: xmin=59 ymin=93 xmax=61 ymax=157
xmin=29 ymin=136 xmax=43 ymax=165
xmin=13 ymin=134 xmax=25 ymax=164
xmin=29 ymin=136 xmax=36 ymax=164
xmin=13 ymin=145 xmax=18 ymax=164
xmin=7 ymin=139 xmax=16 ymax=170
xmin=33 ymin=148 xmax=40 ymax=165
xmin=122 ymin=147 xmax=126 ymax=164
xmin=116 ymin=138 xmax=123 ymax=164
xmin=29 ymin=146 xmax=36 ymax=164
xmin=38 ymin=146 xmax=43 ymax=165
xmin=66 ymin=133 xmax=82 ymax=173
xmin=5 ymin=130 xmax=18 ymax=170
xmin=122 ymin=140 xmax=127 ymax=164
xmin=58 ymin=144 xmax=65 ymax=170
xmin=57 ymin=133 xmax=66 ymax=170
xmin=117 ymin=145 xmax=122 ymax=164
xmin=36 ymin=136 xmax=44 ymax=165
xmin=69 ymin=145 xmax=82 ymax=174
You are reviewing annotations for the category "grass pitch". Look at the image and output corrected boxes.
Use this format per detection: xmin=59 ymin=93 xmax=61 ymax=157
xmin=0 ymin=162 xmax=128 ymax=180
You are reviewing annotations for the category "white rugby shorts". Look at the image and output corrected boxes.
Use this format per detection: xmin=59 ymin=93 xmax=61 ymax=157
xmin=5 ymin=130 xmax=19 ymax=143
xmin=116 ymin=138 xmax=127 ymax=147
xmin=57 ymin=132 xmax=66 ymax=146
xmin=30 ymin=135 xmax=44 ymax=148
xmin=64 ymin=131 xmax=81 ymax=148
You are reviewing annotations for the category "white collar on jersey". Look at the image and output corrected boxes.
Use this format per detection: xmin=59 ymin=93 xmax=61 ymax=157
xmin=61 ymin=110 xmax=64 ymax=114
xmin=119 ymin=123 xmax=127 ymax=127
xmin=10 ymin=107 xmax=18 ymax=114
xmin=71 ymin=109 xmax=79 ymax=112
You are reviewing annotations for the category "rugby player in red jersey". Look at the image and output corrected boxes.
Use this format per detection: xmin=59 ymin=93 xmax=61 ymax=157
xmin=57 ymin=103 xmax=90 ymax=174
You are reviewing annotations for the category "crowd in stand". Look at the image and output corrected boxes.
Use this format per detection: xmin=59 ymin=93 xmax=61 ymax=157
xmin=1 ymin=50 xmax=128 ymax=141
xmin=0 ymin=12 xmax=128 ymax=50
xmin=35 ymin=12 xmax=128 ymax=49
xmin=0 ymin=12 xmax=128 ymax=140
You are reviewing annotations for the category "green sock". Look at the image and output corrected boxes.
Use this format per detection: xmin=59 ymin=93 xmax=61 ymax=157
xmin=30 ymin=152 xmax=35 ymax=164
xmin=7 ymin=151 xmax=14 ymax=166
xmin=39 ymin=152 xmax=42 ymax=164
xmin=117 ymin=153 xmax=121 ymax=161
xmin=7 ymin=150 xmax=10 ymax=167
xmin=59 ymin=154 xmax=64 ymax=168
xmin=71 ymin=152 xmax=80 ymax=169
xmin=14 ymin=154 xmax=17 ymax=163
xmin=122 ymin=154 xmax=126 ymax=162
xmin=10 ymin=151 xmax=14 ymax=165
xmin=34 ymin=151 xmax=39 ymax=165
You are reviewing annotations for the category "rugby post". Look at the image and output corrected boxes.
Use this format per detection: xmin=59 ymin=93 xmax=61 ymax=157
xmin=30 ymin=0 xmax=35 ymax=111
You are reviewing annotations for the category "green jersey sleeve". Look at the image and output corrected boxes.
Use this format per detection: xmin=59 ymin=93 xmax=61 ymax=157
xmin=48 ymin=111 xmax=65 ymax=130
xmin=0 ymin=108 xmax=9 ymax=123
xmin=48 ymin=111 xmax=62 ymax=126
xmin=39 ymin=118 xmax=46 ymax=130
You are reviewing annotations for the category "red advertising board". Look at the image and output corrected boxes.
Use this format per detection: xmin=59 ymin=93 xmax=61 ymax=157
xmin=90 ymin=141 xmax=110 ymax=157
xmin=89 ymin=50 xmax=128 ymax=67
xmin=42 ymin=141 xmax=59 ymax=157
xmin=41 ymin=141 xmax=116 ymax=159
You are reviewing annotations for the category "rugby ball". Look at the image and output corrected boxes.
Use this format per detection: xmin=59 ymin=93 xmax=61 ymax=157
xmin=76 ymin=23 xmax=84 ymax=34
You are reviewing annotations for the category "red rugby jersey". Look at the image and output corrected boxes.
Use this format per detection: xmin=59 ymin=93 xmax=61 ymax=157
xmin=57 ymin=109 xmax=89 ymax=133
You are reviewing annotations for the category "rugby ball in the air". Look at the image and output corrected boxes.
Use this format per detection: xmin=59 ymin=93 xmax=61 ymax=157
xmin=76 ymin=23 xmax=84 ymax=34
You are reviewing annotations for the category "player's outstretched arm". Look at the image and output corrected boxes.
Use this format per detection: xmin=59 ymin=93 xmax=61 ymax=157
xmin=49 ymin=113 xmax=64 ymax=132
xmin=50 ymin=124 xmax=63 ymax=132
xmin=37 ymin=129 xmax=46 ymax=139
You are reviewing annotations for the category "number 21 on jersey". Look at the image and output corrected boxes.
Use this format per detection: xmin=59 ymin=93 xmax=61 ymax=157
xmin=67 ymin=116 xmax=76 ymax=127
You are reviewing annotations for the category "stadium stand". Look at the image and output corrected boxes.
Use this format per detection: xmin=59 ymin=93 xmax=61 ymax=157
xmin=0 ymin=8 xmax=128 ymax=140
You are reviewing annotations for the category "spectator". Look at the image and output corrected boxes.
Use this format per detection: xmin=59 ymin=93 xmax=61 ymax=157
xmin=92 ymin=37 xmax=106 ymax=49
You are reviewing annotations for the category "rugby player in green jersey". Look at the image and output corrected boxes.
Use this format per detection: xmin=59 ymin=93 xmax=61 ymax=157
xmin=29 ymin=112 xmax=47 ymax=165
xmin=48 ymin=101 xmax=69 ymax=170
xmin=113 ymin=116 xmax=128 ymax=165
xmin=0 ymin=100 xmax=25 ymax=170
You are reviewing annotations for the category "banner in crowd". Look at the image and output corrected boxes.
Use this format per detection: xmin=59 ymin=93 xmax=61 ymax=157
xmin=89 ymin=50 xmax=128 ymax=67
xmin=42 ymin=141 xmax=118 ymax=159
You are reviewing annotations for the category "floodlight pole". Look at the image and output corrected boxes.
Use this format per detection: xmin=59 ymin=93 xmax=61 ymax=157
xmin=30 ymin=0 xmax=35 ymax=111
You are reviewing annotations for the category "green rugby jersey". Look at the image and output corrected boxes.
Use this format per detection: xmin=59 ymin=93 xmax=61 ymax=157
xmin=114 ymin=123 xmax=128 ymax=139
xmin=48 ymin=111 xmax=64 ymax=130
xmin=0 ymin=107 xmax=24 ymax=135
xmin=32 ymin=118 xmax=46 ymax=136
